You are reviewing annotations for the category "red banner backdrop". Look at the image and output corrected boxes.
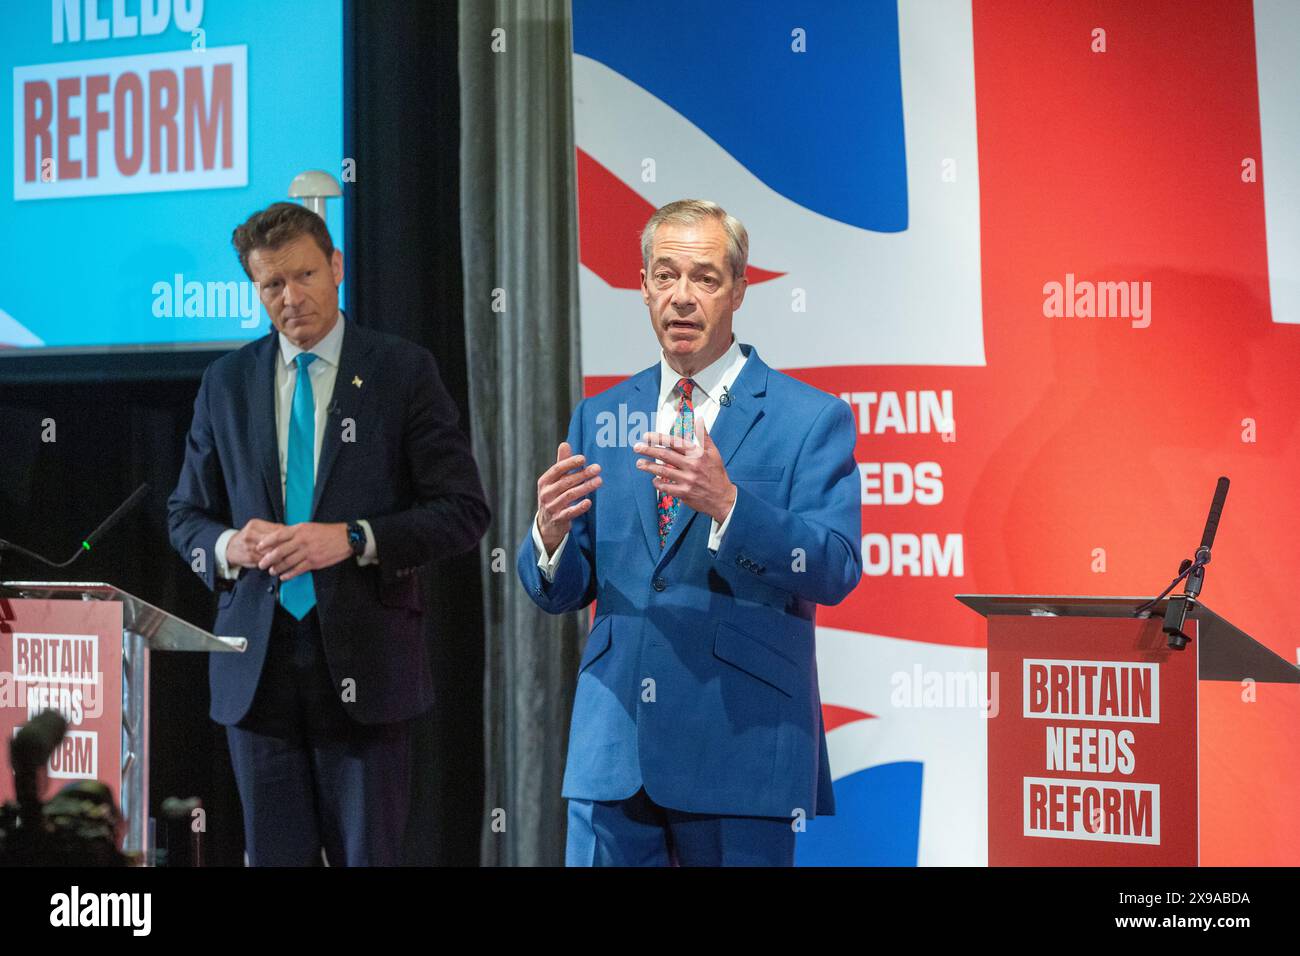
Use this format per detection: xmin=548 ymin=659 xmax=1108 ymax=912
xmin=573 ymin=0 xmax=1300 ymax=863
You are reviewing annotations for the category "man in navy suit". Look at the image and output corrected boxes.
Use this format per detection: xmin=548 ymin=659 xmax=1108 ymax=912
xmin=168 ymin=202 xmax=489 ymax=865
xmin=518 ymin=199 xmax=862 ymax=866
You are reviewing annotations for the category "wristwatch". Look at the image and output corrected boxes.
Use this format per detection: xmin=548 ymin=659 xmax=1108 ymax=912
xmin=346 ymin=521 xmax=366 ymax=558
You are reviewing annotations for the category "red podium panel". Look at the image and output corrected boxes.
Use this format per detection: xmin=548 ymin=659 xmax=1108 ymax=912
xmin=2 ymin=580 xmax=243 ymax=859
xmin=0 ymin=598 xmax=123 ymax=807
xmin=987 ymin=615 xmax=1199 ymax=866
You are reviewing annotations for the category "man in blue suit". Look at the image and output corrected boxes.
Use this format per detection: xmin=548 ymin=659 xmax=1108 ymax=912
xmin=168 ymin=202 xmax=489 ymax=865
xmin=518 ymin=199 xmax=862 ymax=866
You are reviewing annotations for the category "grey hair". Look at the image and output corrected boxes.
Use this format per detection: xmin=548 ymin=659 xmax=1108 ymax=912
xmin=640 ymin=199 xmax=749 ymax=281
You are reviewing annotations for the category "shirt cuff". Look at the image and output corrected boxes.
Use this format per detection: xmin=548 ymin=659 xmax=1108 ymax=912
xmin=356 ymin=519 xmax=378 ymax=565
xmin=708 ymin=494 xmax=738 ymax=552
xmin=214 ymin=528 xmax=242 ymax=580
xmin=532 ymin=512 xmax=569 ymax=582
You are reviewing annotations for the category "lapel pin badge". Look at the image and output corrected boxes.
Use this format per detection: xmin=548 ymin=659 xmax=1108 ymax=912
xmin=352 ymin=375 xmax=363 ymax=388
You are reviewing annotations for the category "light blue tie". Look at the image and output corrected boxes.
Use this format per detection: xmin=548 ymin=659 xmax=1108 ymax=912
xmin=280 ymin=352 xmax=318 ymax=619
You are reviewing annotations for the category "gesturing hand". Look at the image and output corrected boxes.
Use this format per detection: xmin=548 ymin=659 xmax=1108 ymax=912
xmin=536 ymin=442 xmax=602 ymax=554
xmin=634 ymin=416 xmax=736 ymax=523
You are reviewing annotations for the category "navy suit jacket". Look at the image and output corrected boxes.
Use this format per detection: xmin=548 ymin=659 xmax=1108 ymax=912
xmin=168 ymin=320 xmax=489 ymax=726
xmin=517 ymin=345 xmax=862 ymax=819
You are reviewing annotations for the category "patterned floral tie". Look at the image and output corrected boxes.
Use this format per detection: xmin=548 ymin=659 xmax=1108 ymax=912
xmin=656 ymin=378 xmax=696 ymax=548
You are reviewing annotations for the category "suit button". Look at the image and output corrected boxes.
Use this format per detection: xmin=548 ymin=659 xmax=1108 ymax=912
xmin=652 ymin=577 xmax=667 ymax=592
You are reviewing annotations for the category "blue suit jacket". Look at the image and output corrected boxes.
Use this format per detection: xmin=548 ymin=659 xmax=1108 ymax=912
xmin=518 ymin=345 xmax=862 ymax=818
xmin=168 ymin=321 xmax=490 ymax=726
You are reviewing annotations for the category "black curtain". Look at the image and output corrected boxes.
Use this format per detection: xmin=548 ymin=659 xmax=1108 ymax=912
xmin=345 ymin=0 xmax=483 ymax=866
xmin=0 ymin=0 xmax=481 ymax=866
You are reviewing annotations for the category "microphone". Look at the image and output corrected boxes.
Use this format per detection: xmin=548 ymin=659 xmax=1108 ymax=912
xmin=719 ymin=385 xmax=732 ymax=407
xmin=11 ymin=709 xmax=67 ymax=815
xmin=1182 ymin=476 xmax=1228 ymax=605
xmin=11 ymin=709 xmax=67 ymax=777
xmin=1135 ymin=476 xmax=1232 ymax=649
xmin=1194 ymin=476 xmax=1230 ymax=565
xmin=0 ymin=482 xmax=150 ymax=570
xmin=83 ymin=482 xmax=150 ymax=553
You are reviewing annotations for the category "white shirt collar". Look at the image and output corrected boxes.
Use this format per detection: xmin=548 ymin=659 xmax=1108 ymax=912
xmin=278 ymin=310 xmax=345 ymax=368
xmin=658 ymin=335 xmax=745 ymax=406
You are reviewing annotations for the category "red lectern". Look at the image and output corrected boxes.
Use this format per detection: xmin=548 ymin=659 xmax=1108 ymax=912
xmin=0 ymin=581 xmax=245 ymax=862
xmin=959 ymin=594 xmax=1299 ymax=866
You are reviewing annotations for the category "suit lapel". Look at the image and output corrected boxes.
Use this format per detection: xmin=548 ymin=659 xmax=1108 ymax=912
xmin=312 ymin=320 xmax=376 ymax=517
xmin=656 ymin=345 xmax=768 ymax=567
xmin=631 ymin=364 xmax=664 ymax=559
xmin=706 ymin=344 xmax=768 ymax=469
xmin=246 ymin=333 xmax=284 ymax=523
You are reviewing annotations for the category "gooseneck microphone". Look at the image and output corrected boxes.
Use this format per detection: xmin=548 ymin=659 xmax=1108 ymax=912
xmin=1183 ymin=476 xmax=1229 ymax=603
xmin=1134 ymin=477 xmax=1230 ymax=649
xmin=1191 ymin=477 xmax=1230 ymax=570
xmin=82 ymin=482 xmax=151 ymax=555
xmin=0 ymin=482 xmax=150 ymax=571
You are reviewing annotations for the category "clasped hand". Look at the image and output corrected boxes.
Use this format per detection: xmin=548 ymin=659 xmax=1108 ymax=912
xmin=227 ymin=518 xmax=352 ymax=580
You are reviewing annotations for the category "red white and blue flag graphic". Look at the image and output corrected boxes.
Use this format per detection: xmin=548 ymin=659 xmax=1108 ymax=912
xmin=573 ymin=0 xmax=1300 ymax=865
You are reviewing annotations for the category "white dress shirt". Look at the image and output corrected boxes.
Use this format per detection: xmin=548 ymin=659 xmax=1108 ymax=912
xmin=533 ymin=336 xmax=749 ymax=580
xmin=214 ymin=312 xmax=377 ymax=579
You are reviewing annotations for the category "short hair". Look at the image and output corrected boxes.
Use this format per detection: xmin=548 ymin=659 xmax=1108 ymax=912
xmin=231 ymin=202 xmax=335 ymax=279
xmin=640 ymin=199 xmax=749 ymax=281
